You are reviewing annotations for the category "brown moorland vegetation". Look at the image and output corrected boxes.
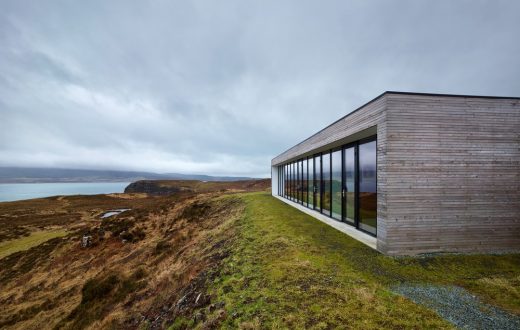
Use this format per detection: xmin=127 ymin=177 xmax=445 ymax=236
xmin=0 ymin=179 xmax=269 ymax=329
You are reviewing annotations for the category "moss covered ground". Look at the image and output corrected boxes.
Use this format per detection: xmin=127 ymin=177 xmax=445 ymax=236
xmin=202 ymin=192 xmax=520 ymax=329
xmin=0 ymin=229 xmax=67 ymax=259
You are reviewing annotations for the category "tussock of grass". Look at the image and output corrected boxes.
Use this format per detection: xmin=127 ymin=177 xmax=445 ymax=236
xmin=204 ymin=192 xmax=520 ymax=329
xmin=0 ymin=229 xmax=67 ymax=259
xmin=58 ymin=267 xmax=147 ymax=329
xmin=154 ymin=239 xmax=172 ymax=255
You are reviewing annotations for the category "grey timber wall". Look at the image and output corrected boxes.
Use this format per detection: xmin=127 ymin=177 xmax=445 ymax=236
xmin=384 ymin=93 xmax=520 ymax=255
xmin=272 ymin=92 xmax=520 ymax=255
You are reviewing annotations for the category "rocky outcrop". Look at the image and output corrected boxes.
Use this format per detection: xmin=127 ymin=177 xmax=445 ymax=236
xmin=124 ymin=178 xmax=271 ymax=196
xmin=124 ymin=180 xmax=184 ymax=195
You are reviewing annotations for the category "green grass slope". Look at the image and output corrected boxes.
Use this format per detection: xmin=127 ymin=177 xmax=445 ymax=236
xmin=184 ymin=192 xmax=520 ymax=329
xmin=0 ymin=229 xmax=67 ymax=259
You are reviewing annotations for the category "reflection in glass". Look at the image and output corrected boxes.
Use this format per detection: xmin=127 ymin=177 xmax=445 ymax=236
xmin=286 ymin=164 xmax=289 ymax=199
xmin=287 ymin=163 xmax=290 ymax=200
xmin=288 ymin=164 xmax=290 ymax=199
xmin=296 ymin=161 xmax=300 ymax=202
xmin=278 ymin=166 xmax=281 ymax=196
xmin=331 ymin=150 xmax=342 ymax=220
xmin=302 ymin=159 xmax=308 ymax=206
xmin=291 ymin=163 xmax=295 ymax=201
xmin=359 ymin=141 xmax=377 ymax=235
xmin=344 ymin=147 xmax=355 ymax=225
xmin=298 ymin=160 xmax=303 ymax=204
xmin=281 ymin=166 xmax=284 ymax=196
xmin=322 ymin=152 xmax=331 ymax=216
xmin=294 ymin=161 xmax=298 ymax=201
xmin=314 ymin=155 xmax=321 ymax=210
xmin=284 ymin=165 xmax=287 ymax=197
xmin=279 ymin=137 xmax=377 ymax=237
xmin=292 ymin=162 xmax=295 ymax=201
xmin=308 ymin=157 xmax=314 ymax=208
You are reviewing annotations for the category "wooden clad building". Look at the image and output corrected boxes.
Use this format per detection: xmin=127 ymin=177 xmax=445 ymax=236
xmin=271 ymin=91 xmax=520 ymax=255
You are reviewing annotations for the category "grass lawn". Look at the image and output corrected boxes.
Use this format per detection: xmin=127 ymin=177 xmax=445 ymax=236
xmin=205 ymin=192 xmax=520 ymax=329
xmin=0 ymin=229 xmax=68 ymax=259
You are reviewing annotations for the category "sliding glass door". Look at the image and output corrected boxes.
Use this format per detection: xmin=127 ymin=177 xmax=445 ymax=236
xmin=344 ymin=147 xmax=356 ymax=225
xmin=359 ymin=140 xmax=377 ymax=235
xmin=296 ymin=161 xmax=300 ymax=203
xmin=300 ymin=160 xmax=305 ymax=203
xmin=314 ymin=155 xmax=321 ymax=211
xmin=331 ymin=150 xmax=342 ymax=220
xmin=292 ymin=162 xmax=296 ymax=201
xmin=289 ymin=163 xmax=293 ymax=200
xmin=302 ymin=159 xmax=308 ymax=206
xmin=308 ymin=157 xmax=314 ymax=208
xmin=284 ymin=165 xmax=287 ymax=198
xmin=322 ymin=153 xmax=331 ymax=216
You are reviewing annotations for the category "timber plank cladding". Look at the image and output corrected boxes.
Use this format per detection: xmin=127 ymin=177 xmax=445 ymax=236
xmin=271 ymin=92 xmax=520 ymax=255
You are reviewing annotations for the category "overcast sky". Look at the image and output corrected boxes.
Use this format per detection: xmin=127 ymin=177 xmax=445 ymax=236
xmin=1 ymin=1 xmax=519 ymax=177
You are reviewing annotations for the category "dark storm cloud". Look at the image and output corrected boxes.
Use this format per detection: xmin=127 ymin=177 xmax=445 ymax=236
xmin=1 ymin=0 xmax=519 ymax=177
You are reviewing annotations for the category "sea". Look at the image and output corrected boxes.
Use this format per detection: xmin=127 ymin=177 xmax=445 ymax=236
xmin=0 ymin=182 xmax=131 ymax=202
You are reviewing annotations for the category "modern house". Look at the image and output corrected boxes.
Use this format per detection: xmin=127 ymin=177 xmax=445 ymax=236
xmin=271 ymin=91 xmax=520 ymax=255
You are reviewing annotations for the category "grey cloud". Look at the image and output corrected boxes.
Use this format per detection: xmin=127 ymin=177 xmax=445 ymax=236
xmin=1 ymin=0 xmax=519 ymax=177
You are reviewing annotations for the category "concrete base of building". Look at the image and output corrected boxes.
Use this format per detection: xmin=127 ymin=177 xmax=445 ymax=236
xmin=274 ymin=195 xmax=377 ymax=251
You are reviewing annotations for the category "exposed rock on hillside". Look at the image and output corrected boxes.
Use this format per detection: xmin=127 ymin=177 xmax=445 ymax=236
xmin=124 ymin=179 xmax=270 ymax=196
xmin=124 ymin=180 xmax=185 ymax=195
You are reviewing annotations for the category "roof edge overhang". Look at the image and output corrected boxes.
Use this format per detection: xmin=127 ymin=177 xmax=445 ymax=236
xmin=271 ymin=91 xmax=520 ymax=166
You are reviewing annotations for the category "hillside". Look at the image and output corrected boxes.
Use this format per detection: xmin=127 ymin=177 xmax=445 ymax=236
xmin=0 ymin=181 xmax=519 ymax=329
xmin=124 ymin=179 xmax=271 ymax=195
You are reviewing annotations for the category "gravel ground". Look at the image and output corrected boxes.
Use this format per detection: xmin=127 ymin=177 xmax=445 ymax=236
xmin=392 ymin=284 xmax=520 ymax=330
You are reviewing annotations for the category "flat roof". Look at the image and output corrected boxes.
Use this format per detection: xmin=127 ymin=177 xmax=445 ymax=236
xmin=272 ymin=91 xmax=520 ymax=162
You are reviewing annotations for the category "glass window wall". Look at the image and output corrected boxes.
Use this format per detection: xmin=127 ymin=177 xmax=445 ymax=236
xmin=276 ymin=136 xmax=377 ymax=237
